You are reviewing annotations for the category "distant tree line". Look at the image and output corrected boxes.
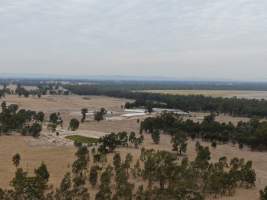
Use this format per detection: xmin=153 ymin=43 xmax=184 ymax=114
xmin=65 ymin=84 xmax=267 ymax=117
xmin=0 ymin=83 xmax=70 ymax=98
xmin=65 ymin=80 xmax=267 ymax=91
xmin=140 ymin=112 xmax=267 ymax=150
xmin=5 ymin=78 xmax=267 ymax=91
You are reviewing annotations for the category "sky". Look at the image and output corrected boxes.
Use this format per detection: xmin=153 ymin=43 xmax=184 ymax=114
xmin=0 ymin=0 xmax=267 ymax=81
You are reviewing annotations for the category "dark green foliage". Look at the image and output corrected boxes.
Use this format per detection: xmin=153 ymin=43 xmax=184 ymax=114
xmin=95 ymin=166 xmax=113 ymax=200
xmin=141 ymin=149 xmax=176 ymax=190
xmin=94 ymin=108 xmax=107 ymax=122
xmin=71 ymin=145 xmax=90 ymax=200
xmin=129 ymin=132 xmax=144 ymax=148
xmin=81 ymin=108 xmax=88 ymax=122
xmin=48 ymin=112 xmax=63 ymax=131
xmin=140 ymin=112 xmax=267 ymax=150
xmin=55 ymin=172 xmax=72 ymax=200
xmin=49 ymin=112 xmax=60 ymax=124
xmin=89 ymin=166 xmax=98 ymax=187
xmin=35 ymin=112 xmax=45 ymax=122
xmin=15 ymin=86 xmax=30 ymax=97
xmin=117 ymin=131 xmax=128 ymax=147
xmin=0 ymin=102 xmax=43 ymax=137
xmin=260 ymin=186 xmax=267 ymax=200
xmin=145 ymin=103 xmax=153 ymax=113
xmin=29 ymin=122 xmax=42 ymax=137
xmin=171 ymin=131 xmax=187 ymax=155
xmin=113 ymin=158 xmax=134 ymax=200
xmin=98 ymin=132 xmax=143 ymax=153
xmin=9 ymin=162 xmax=50 ymax=200
xmin=69 ymin=118 xmax=80 ymax=131
xmin=72 ymin=146 xmax=89 ymax=174
xmin=151 ymin=130 xmax=160 ymax=144
xmin=35 ymin=163 xmax=50 ymax=182
xmin=12 ymin=153 xmax=21 ymax=168
xmin=98 ymin=133 xmax=118 ymax=153
xmin=211 ymin=141 xmax=217 ymax=148
xmin=113 ymin=153 xmax=122 ymax=171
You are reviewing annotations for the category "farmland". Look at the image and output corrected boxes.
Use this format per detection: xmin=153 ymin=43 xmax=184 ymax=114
xmin=0 ymin=93 xmax=267 ymax=199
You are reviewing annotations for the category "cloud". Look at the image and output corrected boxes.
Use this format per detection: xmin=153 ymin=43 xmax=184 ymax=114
xmin=0 ymin=0 xmax=266 ymax=80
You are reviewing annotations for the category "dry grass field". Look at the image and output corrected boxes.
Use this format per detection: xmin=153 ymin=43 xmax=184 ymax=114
xmin=0 ymin=135 xmax=76 ymax=188
xmin=3 ymin=95 xmax=127 ymax=113
xmin=1 ymin=134 xmax=266 ymax=199
xmin=143 ymin=89 xmax=267 ymax=99
xmin=0 ymin=95 xmax=266 ymax=199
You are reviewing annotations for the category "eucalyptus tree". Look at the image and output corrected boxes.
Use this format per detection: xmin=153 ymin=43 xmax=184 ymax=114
xmin=81 ymin=108 xmax=88 ymax=123
xmin=69 ymin=118 xmax=80 ymax=131
xmin=12 ymin=153 xmax=21 ymax=168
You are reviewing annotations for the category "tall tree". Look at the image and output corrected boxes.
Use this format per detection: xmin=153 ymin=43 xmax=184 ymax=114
xmin=81 ymin=108 xmax=88 ymax=123
xmin=69 ymin=118 xmax=80 ymax=131
xmin=89 ymin=166 xmax=98 ymax=187
xmin=12 ymin=153 xmax=21 ymax=168
xmin=151 ymin=130 xmax=160 ymax=144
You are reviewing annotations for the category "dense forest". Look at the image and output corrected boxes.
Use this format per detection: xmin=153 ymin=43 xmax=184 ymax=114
xmin=140 ymin=112 xmax=267 ymax=150
xmin=0 ymin=101 xmax=43 ymax=137
xmin=65 ymin=84 xmax=267 ymax=117
xmin=0 ymin=131 xmax=260 ymax=200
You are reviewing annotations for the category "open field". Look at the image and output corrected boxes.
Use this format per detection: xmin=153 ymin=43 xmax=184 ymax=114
xmin=143 ymin=89 xmax=267 ymax=99
xmin=0 ymin=94 xmax=265 ymax=199
xmin=0 ymin=134 xmax=266 ymax=199
xmin=2 ymin=95 xmax=127 ymax=113
xmin=0 ymin=135 xmax=76 ymax=188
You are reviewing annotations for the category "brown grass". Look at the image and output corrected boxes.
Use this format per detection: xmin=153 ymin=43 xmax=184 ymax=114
xmin=0 ymin=95 xmax=265 ymax=199
xmin=0 ymin=135 xmax=76 ymax=188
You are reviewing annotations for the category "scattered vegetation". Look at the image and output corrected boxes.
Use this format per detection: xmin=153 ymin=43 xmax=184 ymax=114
xmin=0 ymin=139 xmax=257 ymax=200
xmin=65 ymin=135 xmax=99 ymax=145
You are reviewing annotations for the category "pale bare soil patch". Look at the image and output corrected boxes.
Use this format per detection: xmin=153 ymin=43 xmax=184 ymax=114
xmin=143 ymin=89 xmax=267 ymax=99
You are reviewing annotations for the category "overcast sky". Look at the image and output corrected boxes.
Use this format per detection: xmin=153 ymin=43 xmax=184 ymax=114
xmin=0 ymin=0 xmax=267 ymax=80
